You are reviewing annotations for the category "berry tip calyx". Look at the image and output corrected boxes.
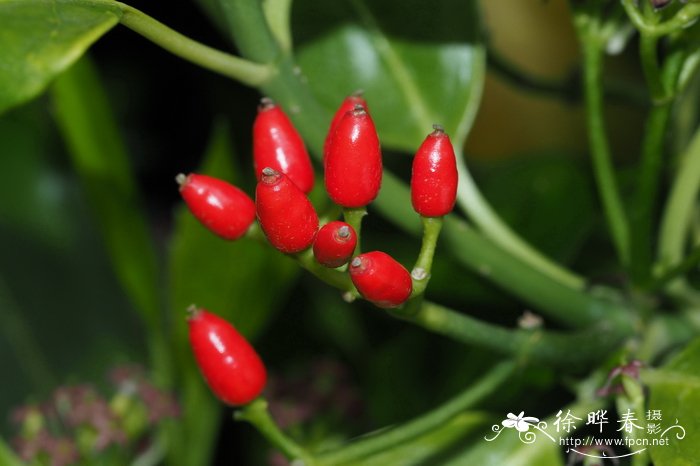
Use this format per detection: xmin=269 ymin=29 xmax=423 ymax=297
xmin=175 ymin=173 xmax=188 ymax=188
xmin=186 ymin=304 xmax=201 ymax=319
xmin=260 ymin=167 xmax=281 ymax=184
xmin=337 ymin=225 xmax=351 ymax=239
xmin=431 ymin=124 xmax=445 ymax=134
xmin=259 ymin=97 xmax=275 ymax=110
xmin=352 ymin=104 xmax=366 ymax=116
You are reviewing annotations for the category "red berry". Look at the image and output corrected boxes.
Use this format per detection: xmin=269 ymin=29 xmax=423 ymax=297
xmin=256 ymin=168 xmax=319 ymax=253
xmin=253 ymin=98 xmax=315 ymax=193
xmin=349 ymin=251 xmax=412 ymax=308
xmin=324 ymin=106 xmax=382 ymax=208
xmin=313 ymin=221 xmax=357 ymax=268
xmin=410 ymin=125 xmax=458 ymax=217
xmin=324 ymin=92 xmax=368 ymax=159
xmin=187 ymin=307 xmax=267 ymax=406
xmin=177 ymin=173 xmax=255 ymax=240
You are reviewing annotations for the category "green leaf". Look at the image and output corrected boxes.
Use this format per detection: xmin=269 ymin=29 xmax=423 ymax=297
xmin=339 ymin=412 xmax=489 ymax=466
xmin=0 ymin=0 xmax=121 ymax=114
xmin=647 ymin=338 xmax=700 ymax=466
xmin=51 ymin=56 xmax=161 ymax=327
xmin=479 ymin=155 xmax=596 ymax=263
xmin=293 ymin=0 xmax=484 ymax=151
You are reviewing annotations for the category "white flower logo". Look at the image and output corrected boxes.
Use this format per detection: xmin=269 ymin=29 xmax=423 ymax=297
xmin=502 ymin=412 xmax=540 ymax=432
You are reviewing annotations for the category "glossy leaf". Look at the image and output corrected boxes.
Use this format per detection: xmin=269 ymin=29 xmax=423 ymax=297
xmin=51 ymin=56 xmax=161 ymax=327
xmin=293 ymin=0 xmax=484 ymax=151
xmin=0 ymin=0 xmax=121 ymax=114
xmin=647 ymin=338 xmax=700 ymax=466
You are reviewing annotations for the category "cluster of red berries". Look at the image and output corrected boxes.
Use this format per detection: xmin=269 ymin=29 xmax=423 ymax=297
xmin=180 ymin=93 xmax=458 ymax=406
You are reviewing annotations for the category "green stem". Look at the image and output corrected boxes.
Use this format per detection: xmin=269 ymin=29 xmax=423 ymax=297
xmin=294 ymin=248 xmax=357 ymax=294
xmin=622 ymin=0 xmax=700 ymax=37
xmin=576 ymin=14 xmax=631 ymax=267
xmin=657 ymin=127 xmax=700 ymax=273
xmin=631 ymin=39 xmax=684 ymax=285
xmin=343 ymin=207 xmax=367 ymax=256
xmin=316 ymin=361 xmax=515 ymax=466
xmin=639 ymin=35 xmax=664 ymax=101
xmin=111 ymin=2 xmax=274 ymax=86
xmin=652 ymin=244 xmax=700 ymax=290
xmin=235 ymin=398 xmax=316 ymax=465
xmin=399 ymin=301 xmax=632 ymax=368
xmin=410 ymin=217 xmax=443 ymax=296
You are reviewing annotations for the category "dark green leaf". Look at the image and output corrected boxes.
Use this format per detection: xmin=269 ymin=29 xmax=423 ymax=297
xmin=293 ymin=0 xmax=484 ymax=151
xmin=647 ymin=338 xmax=700 ymax=466
xmin=479 ymin=155 xmax=595 ymax=263
xmin=51 ymin=56 xmax=161 ymax=327
xmin=0 ymin=0 xmax=121 ymax=114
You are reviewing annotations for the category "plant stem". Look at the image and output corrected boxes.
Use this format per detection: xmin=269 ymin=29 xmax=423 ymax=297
xmin=576 ymin=14 xmax=631 ymax=267
xmin=235 ymin=398 xmax=316 ymax=465
xmin=399 ymin=301 xmax=632 ymax=368
xmin=622 ymin=0 xmax=700 ymax=37
xmin=630 ymin=37 xmax=684 ymax=285
xmin=652 ymin=244 xmax=700 ymax=290
xmin=294 ymin=248 xmax=357 ymax=294
xmin=343 ymin=207 xmax=367 ymax=256
xmin=110 ymin=2 xmax=274 ymax=86
xmin=410 ymin=217 xmax=443 ymax=296
xmin=316 ymin=361 xmax=515 ymax=466
xmin=657 ymin=127 xmax=700 ymax=275
xmin=639 ymin=35 xmax=664 ymax=101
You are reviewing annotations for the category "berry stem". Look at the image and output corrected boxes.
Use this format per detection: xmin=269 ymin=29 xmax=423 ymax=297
xmin=410 ymin=217 xmax=443 ymax=297
xmin=621 ymin=0 xmax=700 ymax=37
xmin=399 ymin=301 xmax=633 ymax=368
xmin=342 ymin=207 xmax=367 ymax=256
xmin=294 ymin=248 xmax=359 ymax=296
xmin=235 ymin=398 xmax=316 ymax=465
